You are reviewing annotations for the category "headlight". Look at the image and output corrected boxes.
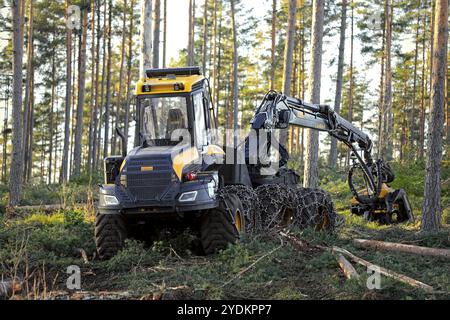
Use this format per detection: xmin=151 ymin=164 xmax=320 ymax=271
xmin=103 ymin=195 xmax=120 ymax=206
xmin=179 ymin=191 xmax=198 ymax=202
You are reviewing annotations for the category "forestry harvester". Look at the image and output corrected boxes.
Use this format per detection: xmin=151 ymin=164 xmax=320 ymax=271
xmin=95 ymin=67 xmax=413 ymax=259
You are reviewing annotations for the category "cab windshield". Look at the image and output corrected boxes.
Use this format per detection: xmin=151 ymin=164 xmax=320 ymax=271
xmin=139 ymin=96 xmax=190 ymax=146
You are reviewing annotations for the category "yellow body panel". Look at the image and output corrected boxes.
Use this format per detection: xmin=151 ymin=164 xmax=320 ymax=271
xmin=351 ymin=183 xmax=393 ymax=205
xmin=135 ymin=74 xmax=205 ymax=96
xmin=206 ymin=145 xmax=225 ymax=156
xmin=172 ymin=147 xmax=200 ymax=181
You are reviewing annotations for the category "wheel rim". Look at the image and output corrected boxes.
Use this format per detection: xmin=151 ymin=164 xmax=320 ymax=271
xmin=235 ymin=209 xmax=243 ymax=232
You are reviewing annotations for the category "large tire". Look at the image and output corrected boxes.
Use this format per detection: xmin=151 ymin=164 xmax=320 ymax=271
xmin=256 ymin=184 xmax=298 ymax=231
xmin=200 ymin=189 xmax=245 ymax=255
xmin=95 ymin=213 xmax=127 ymax=260
xmin=221 ymin=185 xmax=259 ymax=233
xmin=294 ymin=188 xmax=339 ymax=233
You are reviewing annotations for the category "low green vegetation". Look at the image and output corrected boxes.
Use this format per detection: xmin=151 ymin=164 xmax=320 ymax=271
xmin=0 ymin=162 xmax=448 ymax=300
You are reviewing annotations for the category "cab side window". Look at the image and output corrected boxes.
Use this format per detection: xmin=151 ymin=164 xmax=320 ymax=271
xmin=193 ymin=92 xmax=208 ymax=148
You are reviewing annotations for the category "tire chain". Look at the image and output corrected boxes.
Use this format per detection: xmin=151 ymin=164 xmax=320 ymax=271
xmin=220 ymin=185 xmax=260 ymax=233
xmin=226 ymin=184 xmax=342 ymax=233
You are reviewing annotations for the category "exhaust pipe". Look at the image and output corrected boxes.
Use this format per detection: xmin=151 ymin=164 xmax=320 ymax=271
xmin=116 ymin=128 xmax=127 ymax=158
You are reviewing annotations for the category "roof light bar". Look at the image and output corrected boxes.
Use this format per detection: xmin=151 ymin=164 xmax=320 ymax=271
xmin=146 ymin=67 xmax=202 ymax=79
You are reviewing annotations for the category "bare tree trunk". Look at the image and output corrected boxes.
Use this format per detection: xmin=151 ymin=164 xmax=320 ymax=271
xmin=112 ymin=0 xmax=129 ymax=156
xmin=91 ymin=0 xmax=101 ymax=170
xmin=88 ymin=1 xmax=97 ymax=172
xmin=329 ymin=0 xmax=347 ymax=168
xmin=61 ymin=0 xmax=73 ymax=183
xmin=48 ymin=49 xmax=56 ymax=184
xmin=9 ymin=0 xmax=24 ymax=206
xmin=212 ymin=0 xmax=218 ymax=104
xmin=104 ymin=0 xmax=113 ymax=157
xmin=419 ymin=6 xmax=427 ymax=161
xmin=303 ymin=0 xmax=324 ymax=189
xmin=96 ymin=0 xmax=108 ymax=167
xmin=421 ymin=0 xmax=448 ymax=232
xmin=381 ymin=0 xmax=393 ymax=161
xmin=215 ymin=2 xmax=222 ymax=120
xmin=73 ymin=7 xmax=89 ymax=177
xmin=163 ymin=0 xmax=167 ymax=68
xmin=188 ymin=0 xmax=196 ymax=66
xmin=346 ymin=3 xmax=354 ymax=167
xmin=377 ymin=6 xmax=386 ymax=159
xmin=279 ymin=0 xmax=297 ymax=147
xmin=125 ymin=0 xmax=135 ymax=148
xmin=270 ymin=0 xmax=276 ymax=90
xmin=230 ymin=0 xmax=238 ymax=133
xmin=153 ymin=0 xmax=161 ymax=68
xmin=202 ymin=0 xmax=208 ymax=75
xmin=140 ymin=0 xmax=153 ymax=79
xmin=410 ymin=9 xmax=421 ymax=161
xmin=22 ymin=0 xmax=33 ymax=183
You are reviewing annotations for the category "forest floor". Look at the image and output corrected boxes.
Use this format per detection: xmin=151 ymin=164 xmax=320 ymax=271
xmin=0 ymin=162 xmax=449 ymax=300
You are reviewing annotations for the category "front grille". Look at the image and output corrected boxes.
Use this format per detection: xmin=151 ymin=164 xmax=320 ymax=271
xmin=125 ymin=155 xmax=174 ymax=202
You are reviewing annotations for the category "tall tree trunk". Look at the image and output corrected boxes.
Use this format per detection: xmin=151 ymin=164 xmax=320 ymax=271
xmin=48 ymin=49 xmax=56 ymax=184
xmin=104 ymin=0 xmax=113 ymax=157
xmin=96 ymin=0 xmax=108 ymax=167
xmin=23 ymin=0 xmax=33 ymax=183
xmin=61 ymin=10 xmax=73 ymax=183
xmin=163 ymin=0 xmax=167 ymax=68
xmin=125 ymin=0 xmax=135 ymax=148
xmin=212 ymin=0 xmax=218 ymax=105
xmin=230 ymin=0 xmax=238 ymax=133
xmin=9 ymin=0 xmax=24 ymax=206
xmin=329 ymin=0 xmax=347 ymax=168
xmin=113 ymin=0 xmax=129 ymax=156
xmin=88 ymin=0 xmax=97 ymax=171
xmin=377 ymin=6 xmax=387 ymax=159
xmin=303 ymin=0 xmax=324 ymax=189
xmin=202 ymin=0 xmax=208 ymax=74
xmin=188 ymin=0 xmax=196 ymax=66
xmin=421 ymin=0 xmax=448 ymax=232
xmin=346 ymin=3 xmax=354 ymax=167
xmin=140 ymin=0 xmax=153 ymax=79
xmin=419 ymin=6 xmax=428 ymax=161
xmin=153 ymin=0 xmax=161 ymax=68
xmin=73 ymin=6 xmax=89 ymax=177
xmin=270 ymin=0 xmax=276 ymax=90
xmin=381 ymin=0 xmax=393 ymax=161
xmin=279 ymin=0 xmax=298 ymax=147
xmin=410 ymin=9 xmax=421 ymax=161
xmin=91 ymin=0 xmax=101 ymax=170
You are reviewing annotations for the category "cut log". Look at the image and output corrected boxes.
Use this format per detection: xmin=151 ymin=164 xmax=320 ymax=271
xmin=328 ymin=246 xmax=434 ymax=293
xmin=336 ymin=254 xmax=360 ymax=280
xmin=354 ymin=239 xmax=450 ymax=260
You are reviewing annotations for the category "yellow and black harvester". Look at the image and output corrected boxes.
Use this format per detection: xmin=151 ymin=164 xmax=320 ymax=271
xmin=95 ymin=67 xmax=413 ymax=259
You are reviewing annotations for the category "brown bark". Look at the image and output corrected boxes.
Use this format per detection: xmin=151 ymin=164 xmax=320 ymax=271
xmin=329 ymin=0 xmax=347 ymax=168
xmin=163 ymin=0 xmax=167 ymax=68
xmin=153 ymin=0 xmax=161 ymax=68
xmin=9 ymin=0 xmax=24 ymax=206
xmin=346 ymin=3 xmax=354 ymax=166
xmin=188 ymin=0 xmax=196 ymax=66
xmin=336 ymin=254 xmax=359 ymax=280
xmin=202 ymin=0 xmax=208 ymax=75
xmin=270 ymin=0 xmax=276 ymax=90
xmin=354 ymin=239 xmax=450 ymax=259
xmin=303 ymin=0 xmax=324 ymax=189
xmin=59 ymin=0 xmax=72 ymax=183
xmin=104 ymin=0 xmax=113 ymax=158
xmin=421 ymin=0 xmax=448 ymax=232
xmin=73 ymin=7 xmax=89 ymax=177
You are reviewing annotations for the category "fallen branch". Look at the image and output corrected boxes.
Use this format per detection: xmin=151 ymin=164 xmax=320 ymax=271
xmin=218 ymin=237 xmax=284 ymax=289
xmin=354 ymin=239 xmax=450 ymax=260
xmin=78 ymin=249 xmax=89 ymax=264
xmin=336 ymin=254 xmax=360 ymax=280
xmin=280 ymin=231 xmax=309 ymax=251
xmin=322 ymin=245 xmax=434 ymax=293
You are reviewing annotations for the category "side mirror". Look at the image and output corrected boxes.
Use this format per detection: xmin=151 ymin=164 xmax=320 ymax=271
xmin=116 ymin=128 xmax=127 ymax=157
xmin=276 ymin=110 xmax=291 ymax=129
